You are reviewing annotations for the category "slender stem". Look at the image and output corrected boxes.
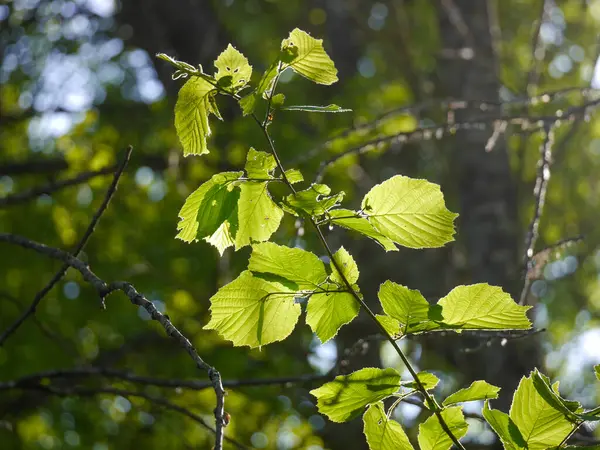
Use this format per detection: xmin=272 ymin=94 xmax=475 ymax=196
xmin=251 ymin=112 xmax=466 ymax=449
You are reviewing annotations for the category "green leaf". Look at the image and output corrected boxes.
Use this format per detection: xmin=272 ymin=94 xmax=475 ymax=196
xmin=482 ymin=401 xmax=526 ymax=450
xmin=418 ymin=406 xmax=468 ymax=450
xmin=595 ymin=364 xmax=600 ymax=381
xmin=176 ymin=171 xmax=242 ymax=254
xmin=364 ymin=402 xmax=415 ymax=450
xmin=509 ymin=373 xmax=575 ymax=450
xmin=175 ymin=77 xmax=217 ymax=156
xmin=310 ymin=367 xmax=401 ymax=423
xmin=248 ymin=242 xmax=327 ymax=290
xmin=402 ymin=371 xmax=440 ymax=391
xmin=214 ymin=44 xmax=252 ymax=93
xmin=244 ymin=148 xmax=277 ymax=179
xmin=235 ymin=182 xmax=284 ymax=249
xmin=438 ymin=284 xmax=531 ymax=330
xmin=306 ymin=284 xmax=359 ymax=343
xmin=280 ymin=28 xmax=338 ymax=85
xmin=283 ymin=184 xmax=344 ymax=217
xmin=329 ymin=209 xmax=397 ymax=252
xmin=443 ymin=381 xmax=500 ymax=406
xmin=271 ymin=93 xmax=286 ymax=107
xmin=376 ymin=314 xmax=400 ymax=336
xmin=378 ymin=281 xmax=432 ymax=335
xmin=284 ymin=168 xmax=304 ymax=184
xmin=204 ymin=271 xmax=300 ymax=348
xmin=330 ymin=246 xmax=359 ymax=286
xmin=238 ymin=61 xmax=279 ymax=116
xmin=361 ymin=175 xmax=458 ymax=249
xmin=281 ymin=104 xmax=351 ymax=113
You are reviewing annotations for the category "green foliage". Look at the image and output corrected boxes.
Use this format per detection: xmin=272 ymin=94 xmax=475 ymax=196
xmin=214 ymin=44 xmax=252 ymax=92
xmin=282 ymin=183 xmax=344 ymax=217
xmin=442 ymin=380 xmax=500 ymax=406
xmin=310 ymin=368 xmax=401 ymax=422
xmin=364 ymin=402 xmax=414 ymax=450
xmin=403 ymin=371 xmax=440 ymax=391
xmin=281 ymin=104 xmax=351 ymax=113
xmin=280 ymin=28 xmax=338 ymax=85
xmin=328 ymin=209 xmax=397 ymax=251
xmin=418 ymin=407 xmax=469 ymax=450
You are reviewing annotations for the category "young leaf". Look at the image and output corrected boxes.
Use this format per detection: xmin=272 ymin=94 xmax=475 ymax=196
xmin=176 ymin=171 xmax=243 ymax=253
xmin=204 ymin=271 xmax=300 ymax=348
xmin=376 ymin=314 xmax=401 ymax=337
xmin=378 ymin=281 xmax=431 ymax=335
xmin=244 ymin=148 xmax=277 ymax=179
xmin=361 ymin=175 xmax=458 ymax=249
xmin=281 ymin=104 xmax=351 ymax=113
xmin=284 ymin=168 xmax=304 ymax=184
xmin=175 ymin=77 xmax=217 ymax=156
xmin=364 ymin=402 xmax=415 ymax=450
xmin=330 ymin=246 xmax=359 ymax=286
xmin=214 ymin=44 xmax=252 ymax=93
xmin=283 ymin=184 xmax=344 ymax=217
xmin=238 ymin=61 xmax=279 ymax=116
xmin=306 ymin=284 xmax=359 ymax=343
xmin=482 ymin=401 xmax=526 ymax=450
xmin=402 ymin=371 xmax=440 ymax=391
xmin=509 ymin=373 xmax=575 ymax=450
xmin=235 ymin=182 xmax=284 ymax=249
xmin=442 ymin=380 xmax=500 ymax=406
xmin=248 ymin=242 xmax=327 ymax=290
xmin=310 ymin=367 xmax=401 ymax=422
xmin=418 ymin=406 xmax=468 ymax=450
xmin=438 ymin=284 xmax=531 ymax=330
xmin=280 ymin=28 xmax=338 ymax=85
xmin=329 ymin=209 xmax=397 ymax=252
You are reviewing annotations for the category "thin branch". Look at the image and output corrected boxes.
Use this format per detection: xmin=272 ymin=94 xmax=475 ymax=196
xmin=0 ymin=146 xmax=132 ymax=346
xmin=519 ymin=127 xmax=555 ymax=305
xmin=0 ymin=233 xmax=227 ymax=450
xmin=3 ymin=383 xmax=246 ymax=450
xmin=526 ymin=0 xmax=548 ymax=95
xmin=0 ymin=165 xmax=117 ymax=207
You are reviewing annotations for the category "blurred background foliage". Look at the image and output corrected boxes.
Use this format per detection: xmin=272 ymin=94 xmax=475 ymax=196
xmin=2 ymin=0 xmax=600 ymax=449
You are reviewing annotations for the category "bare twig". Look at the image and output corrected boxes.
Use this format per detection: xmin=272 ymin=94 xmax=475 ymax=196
xmin=519 ymin=127 xmax=555 ymax=305
xmin=0 ymin=146 xmax=132 ymax=346
xmin=0 ymin=233 xmax=227 ymax=450
xmin=0 ymin=165 xmax=117 ymax=207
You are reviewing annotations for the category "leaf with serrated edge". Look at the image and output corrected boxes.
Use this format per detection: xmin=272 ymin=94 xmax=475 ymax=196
xmin=402 ymin=371 xmax=440 ymax=391
xmin=280 ymin=28 xmax=338 ymax=85
xmin=330 ymin=246 xmax=359 ymax=285
xmin=175 ymin=77 xmax=216 ymax=156
xmin=378 ymin=281 xmax=431 ymax=334
xmin=329 ymin=209 xmax=397 ymax=252
xmin=284 ymin=184 xmax=344 ymax=217
xmin=235 ymin=182 xmax=284 ymax=249
xmin=306 ymin=286 xmax=359 ymax=343
xmin=482 ymin=401 xmax=526 ymax=450
xmin=376 ymin=315 xmax=400 ymax=336
xmin=176 ymin=171 xmax=242 ymax=248
xmin=204 ymin=271 xmax=300 ymax=348
xmin=438 ymin=284 xmax=531 ymax=330
xmin=509 ymin=373 xmax=575 ymax=450
xmin=418 ymin=406 xmax=468 ymax=450
xmin=214 ymin=44 xmax=252 ymax=92
xmin=364 ymin=402 xmax=415 ymax=450
xmin=310 ymin=367 xmax=401 ymax=423
xmin=244 ymin=148 xmax=277 ymax=179
xmin=248 ymin=242 xmax=327 ymax=290
xmin=443 ymin=381 xmax=500 ymax=406
xmin=284 ymin=168 xmax=304 ymax=184
xmin=362 ymin=175 xmax=458 ymax=249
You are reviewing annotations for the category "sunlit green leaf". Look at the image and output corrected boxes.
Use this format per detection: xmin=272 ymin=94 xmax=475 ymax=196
xmin=175 ymin=77 xmax=217 ymax=156
xmin=283 ymin=184 xmax=344 ymax=217
xmin=595 ymin=364 xmax=600 ymax=381
xmin=378 ymin=281 xmax=432 ymax=335
xmin=402 ymin=371 xmax=440 ymax=391
xmin=306 ymin=283 xmax=358 ymax=343
xmin=364 ymin=402 xmax=415 ymax=450
xmin=438 ymin=284 xmax=531 ymax=330
xmin=280 ymin=28 xmax=338 ymax=85
xmin=244 ymin=148 xmax=277 ymax=179
xmin=204 ymin=271 xmax=300 ymax=348
xmin=214 ymin=44 xmax=252 ymax=93
xmin=330 ymin=246 xmax=359 ymax=286
xmin=329 ymin=209 xmax=397 ymax=251
xmin=310 ymin=367 xmax=401 ymax=422
xmin=271 ymin=93 xmax=286 ymax=107
xmin=443 ymin=381 xmax=500 ymax=406
xmin=248 ymin=242 xmax=327 ymax=290
xmin=376 ymin=314 xmax=401 ymax=337
xmin=418 ymin=406 xmax=468 ymax=450
xmin=509 ymin=373 xmax=575 ymax=450
xmin=238 ymin=61 xmax=279 ymax=116
xmin=284 ymin=168 xmax=304 ymax=184
xmin=361 ymin=175 xmax=458 ymax=249
xmin=235 ymin=182 xmax=284 ymax=249
xmin=281 ymin=104 xmax=351 ymax=113
xmin=482 ymin=401 xmax=526 ymax=450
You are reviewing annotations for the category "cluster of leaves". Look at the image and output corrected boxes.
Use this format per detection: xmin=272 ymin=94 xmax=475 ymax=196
xmin=159 ymin=29 xmax=600 ymax=449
